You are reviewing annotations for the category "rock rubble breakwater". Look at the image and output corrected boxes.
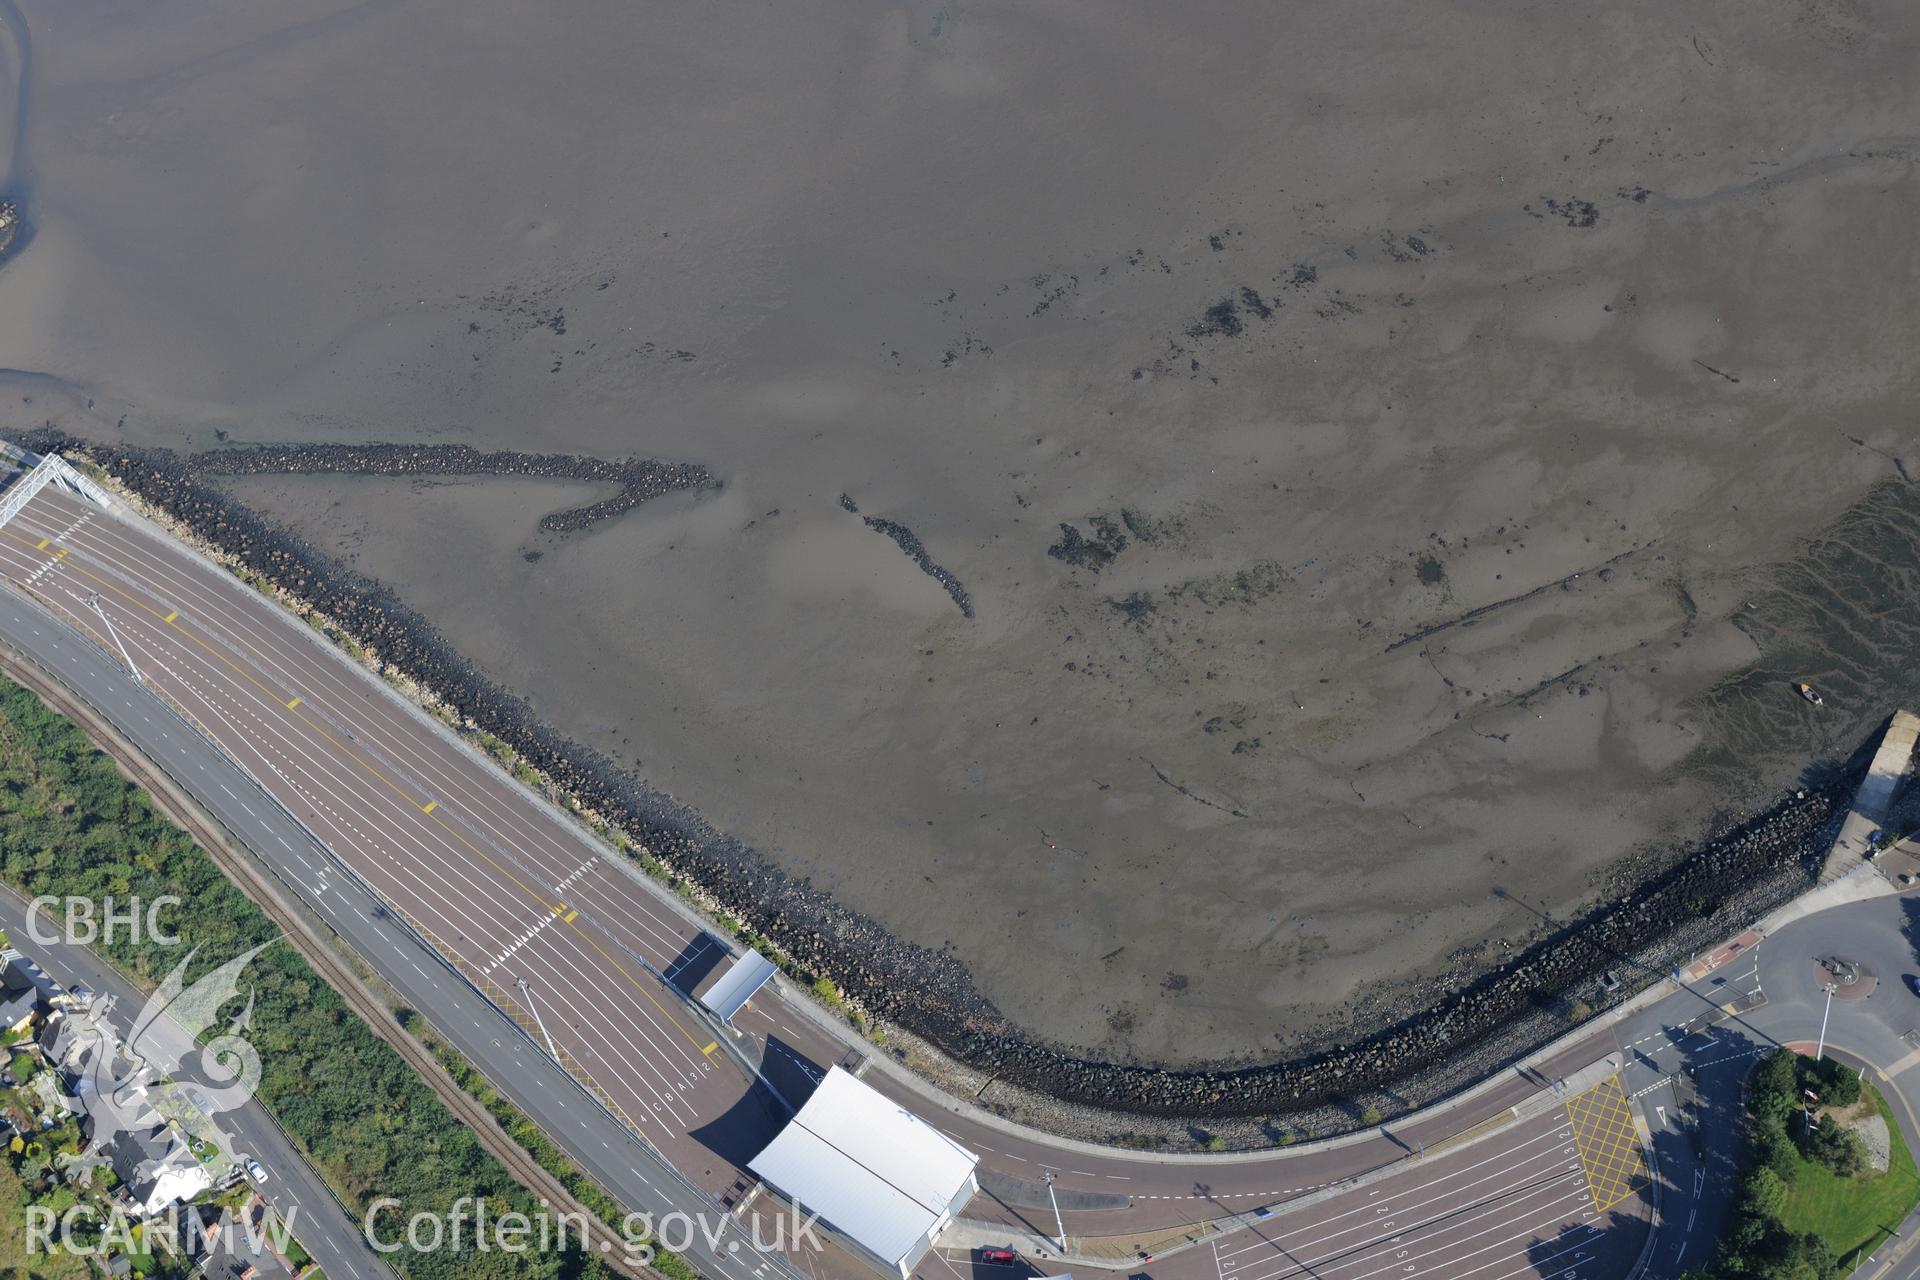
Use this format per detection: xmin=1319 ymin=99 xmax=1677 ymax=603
xmin=185 ymin=440 xmax=713 ymax=533
xmin=9 ymin=430 xmax=1850 ymax=1133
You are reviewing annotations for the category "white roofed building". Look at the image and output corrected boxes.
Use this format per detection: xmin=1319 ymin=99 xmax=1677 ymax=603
xmin=749 ymin=1066 xmax=979 ymax=1276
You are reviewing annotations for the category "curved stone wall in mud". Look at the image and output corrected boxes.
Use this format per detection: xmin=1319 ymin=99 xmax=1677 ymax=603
xmin=18 ymin=429 xmax=1849 ymax=1130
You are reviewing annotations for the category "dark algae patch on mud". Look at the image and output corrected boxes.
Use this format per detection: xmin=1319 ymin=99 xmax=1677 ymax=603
xmin=24 ymin=427 xmax=1896 ymax=1132
xmin=1687 ymin=479 xmax=1920 ymax=802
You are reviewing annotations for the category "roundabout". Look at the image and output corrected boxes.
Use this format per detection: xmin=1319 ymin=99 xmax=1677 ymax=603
xmin=1615 ymin=887 xmax=1920 ymax=1278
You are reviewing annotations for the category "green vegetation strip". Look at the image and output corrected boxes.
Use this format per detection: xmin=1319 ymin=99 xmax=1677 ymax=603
xmin=1682 ymin=1048 xmax=1920 ymax=1280
xmin=398 ymin=1009 xmax=697 ymax=1280
xmin=0 ymin=676 xmax=674 ymax=1280
xmin=1777 ymin=1086 xmax=1920 ymax=1267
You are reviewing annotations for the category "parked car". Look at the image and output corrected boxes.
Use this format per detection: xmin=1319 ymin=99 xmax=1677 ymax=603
xmin=978 ymin=1248 xmax=1019 ymax=1268
xmin=245 ymin=1159 xmax=269 ymax=1185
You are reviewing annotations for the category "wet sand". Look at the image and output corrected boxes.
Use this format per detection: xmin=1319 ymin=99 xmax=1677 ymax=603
xmin=0 ymin=0 xmax=1917 ymax=1069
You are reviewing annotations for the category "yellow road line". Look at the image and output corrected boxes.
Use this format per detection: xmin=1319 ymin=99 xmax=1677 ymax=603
xmin=163 ymin=610 xmax=179 ymax=623
xmin=700 ymin=1041 xmax=719 ymax=1058
xmin=33 ymin=537 xmax=47 ymax=550
xmin=421 ymin=799 xmax=437 ymax=814
xmin=285 ymin=696 xmax=302 ymax=710
xmin=1 ymin=520 xmax=715 ymax=1057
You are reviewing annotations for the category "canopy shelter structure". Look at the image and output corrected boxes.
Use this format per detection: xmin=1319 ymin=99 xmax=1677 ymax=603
xmin=749 ymin=1066 xmax=979 ymax=1277
xmin=698 ymin=949 xmax=778 ymax=1025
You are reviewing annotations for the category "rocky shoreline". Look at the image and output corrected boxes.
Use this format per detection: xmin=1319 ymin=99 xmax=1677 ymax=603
xmin=836 ymin=494 xmax=975 ymax=617
xmin=184 ymin=440 xmax=713 ymax=534
xmin=18 ymin=430 xmax=1850 ymax=1133
xmin=860 ymin=515 xmax=974 ymax=618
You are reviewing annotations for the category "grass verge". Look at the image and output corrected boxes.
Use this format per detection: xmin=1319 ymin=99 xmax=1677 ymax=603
xmin=1778 ymin=1085 xmax=1920 ymax=1265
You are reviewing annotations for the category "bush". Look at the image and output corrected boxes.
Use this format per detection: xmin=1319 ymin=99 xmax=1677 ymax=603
xmin=1803 ymin=1120 xmax=1868 ymax=1179
xmin=1802 ymin=1057 xmax=1862 ymax=1108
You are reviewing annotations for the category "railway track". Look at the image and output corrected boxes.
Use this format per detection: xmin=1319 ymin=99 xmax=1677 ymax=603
xmin=0 ymin=644 xmax=654 ymax=1280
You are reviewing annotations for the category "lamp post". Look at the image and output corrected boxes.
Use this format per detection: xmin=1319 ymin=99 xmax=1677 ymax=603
xmin=1043 ymin=1170 xmax=1067 ymax=1254
xmin=1804 ymin=980 xmax=1838 ymax=1137
xmin=87 ymin=593 xmax=140 ymax=685
xmin=516 ymin=976 xmax=562 ymax=1062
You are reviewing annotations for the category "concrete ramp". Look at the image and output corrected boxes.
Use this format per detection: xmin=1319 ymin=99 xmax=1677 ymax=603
xmin=1859 ymin=710 xmax=1920 ymax=819
xmin=1820 ymin=709 xmax=1919 ymax=878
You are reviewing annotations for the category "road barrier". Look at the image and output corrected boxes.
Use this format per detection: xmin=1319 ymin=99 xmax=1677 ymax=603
xmin=0 ymin=573 xmax=810 ymax=1280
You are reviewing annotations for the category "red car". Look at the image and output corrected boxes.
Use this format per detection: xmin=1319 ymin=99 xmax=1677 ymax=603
xmin=979 ymin=1248 xmax=1019 ymax=1268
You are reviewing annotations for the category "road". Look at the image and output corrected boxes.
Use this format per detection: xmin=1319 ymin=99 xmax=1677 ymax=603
xmin=0 ymin=885 xmax=393 ymax=1280
xmin=0 ymin=462 xmax=1743 ymax=1280
xmin=0 ymin=574 xmax=800 ymax=1280
xmin=1610 ymin=894 xmax=1920 ymax=1279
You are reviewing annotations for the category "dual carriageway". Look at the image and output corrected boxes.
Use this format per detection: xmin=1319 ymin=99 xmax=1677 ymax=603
xmin=0 ymin=460 xmax=1655 ymax=1280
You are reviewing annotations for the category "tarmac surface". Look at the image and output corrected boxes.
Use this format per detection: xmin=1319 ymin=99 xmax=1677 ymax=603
xmin=35 ymin=461 xmax=1920 ymax=1280
xmin=1612 ymin=891 xmax=1920 ymax=1279
xmin=32 ymin=471 xmax=1884 ymax=1280
xmin=0 ymin=495 xmax=801 ymax=1280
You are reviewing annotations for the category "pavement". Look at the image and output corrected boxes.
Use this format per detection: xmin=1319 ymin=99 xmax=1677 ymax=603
xmin=4 ymin=460 xmax=1918 ymax=1280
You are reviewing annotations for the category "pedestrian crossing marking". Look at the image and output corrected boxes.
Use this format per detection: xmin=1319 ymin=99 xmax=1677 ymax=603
xmin=1566 ymin=1075 xmax=1650 ymax=1213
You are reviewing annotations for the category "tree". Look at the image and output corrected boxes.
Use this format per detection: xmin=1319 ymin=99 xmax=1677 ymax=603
xmin=1810 ymin=1058 xmax=1861 ymax=1108
xmin=1739 ymin=1166 xmax=1788 ymax=1219
xmin=1752 ymin=1125 xmax=1799 ymax=1183
xmin=1803 ymin=1120 xmax=1867 ymax=1178
xmin=1754 ymin=1047 xmax=1799 ymax=1099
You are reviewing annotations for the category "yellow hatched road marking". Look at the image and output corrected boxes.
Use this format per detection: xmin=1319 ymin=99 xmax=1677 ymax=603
xmin=53 ymin=548 xmax=66 ymax=559
xmin=1565 ymin=1075 xmax=1651 ymax=1214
